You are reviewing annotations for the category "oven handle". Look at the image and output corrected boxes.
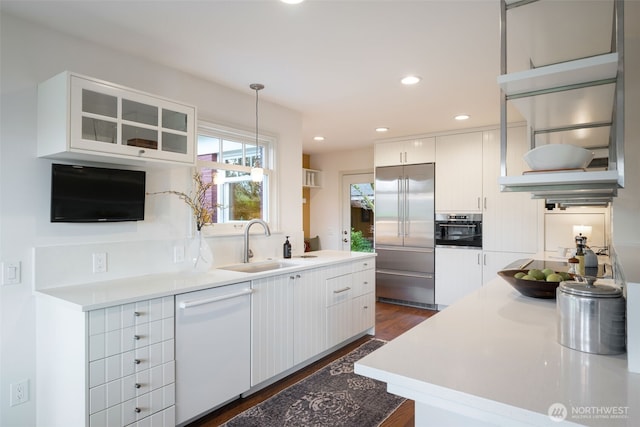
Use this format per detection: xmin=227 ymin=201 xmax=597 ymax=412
xmin=437 ymin=224 xmax=477 ymax=228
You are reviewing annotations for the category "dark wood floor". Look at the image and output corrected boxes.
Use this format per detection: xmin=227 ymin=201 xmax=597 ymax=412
xmin=187 ymin=301 xmax=438 ymax=427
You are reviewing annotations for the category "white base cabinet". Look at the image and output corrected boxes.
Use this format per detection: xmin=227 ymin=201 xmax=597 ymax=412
xmin=435 ymin=248 xmax=483 ymax=306
xmin=251 ymin=257 xmax=376 ymax=389
xmin=37 ymin=295 xmax=176 ymax=427
xmin=250 ymin=266 xmax=331 ymax=386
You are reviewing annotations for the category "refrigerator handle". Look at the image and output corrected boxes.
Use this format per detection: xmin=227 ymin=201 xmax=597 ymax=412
xmin=404 ymin=177 xmax=410 ymax=237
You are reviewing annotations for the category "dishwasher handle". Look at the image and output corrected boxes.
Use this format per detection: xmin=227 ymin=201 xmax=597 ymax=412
xmin=179 ymin=288 xmax=253 ymax=309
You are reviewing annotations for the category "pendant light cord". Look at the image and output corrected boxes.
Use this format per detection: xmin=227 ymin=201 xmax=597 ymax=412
xmin=250 ymin=83 xmax=264 ymax=169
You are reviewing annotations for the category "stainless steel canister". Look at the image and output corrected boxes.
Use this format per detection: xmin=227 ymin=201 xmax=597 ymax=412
xmin=557 ymin=279 xmax=626 ymax=355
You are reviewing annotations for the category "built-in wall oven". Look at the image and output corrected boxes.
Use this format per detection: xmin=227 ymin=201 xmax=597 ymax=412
xmin=435 ymin=213 xmax=482 ymax=248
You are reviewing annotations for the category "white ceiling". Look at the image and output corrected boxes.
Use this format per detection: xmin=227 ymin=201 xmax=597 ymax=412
xmin=3 ymin=0 xmax=533 ymax=154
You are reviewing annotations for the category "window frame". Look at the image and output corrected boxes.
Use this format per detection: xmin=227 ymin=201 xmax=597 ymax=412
xmin=196 ymin=120 xmax=276 ymax=235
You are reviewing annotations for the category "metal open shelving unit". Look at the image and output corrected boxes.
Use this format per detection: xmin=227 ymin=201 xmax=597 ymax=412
xmin=498 ymin=0 xmax=625 ymax=206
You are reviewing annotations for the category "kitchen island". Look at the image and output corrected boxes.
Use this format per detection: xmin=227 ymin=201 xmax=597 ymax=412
xmin=355 ymin=275 xmax=640 ymax=426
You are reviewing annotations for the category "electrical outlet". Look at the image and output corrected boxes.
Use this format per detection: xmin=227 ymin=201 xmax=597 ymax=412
xmin=2 ymin=261 xmax=21 ymax=285
xmin=92 ymin=253 xmax=107 ymax=273
xmin=174 ymin=245 xmax=185 ymax=263
xmin=10 ymin=379 xmax=29 ymax=406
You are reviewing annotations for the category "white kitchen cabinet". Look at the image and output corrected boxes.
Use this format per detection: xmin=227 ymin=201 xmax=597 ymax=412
xmin=435 ymin=247 xmax=482 ymax=307
xmin=481 ymin=251 xmax=536 ymax=285
xmin=250 ymin=273 xmax=295 ymax=386
xmin=326 ymin=272 xmax=354 ymax=347
xmin=482 ymin=126 xmax=539 ymax=254
xmin=250 ymin=265 xmax=334 ymax=386
xmin=375 ymin=137 xmax=435 ymax=167
xmin=37 ymin=71 xmax=196 ymax=166
xmin=326 ymin=259 xmax=376 ymax=347
xmin=250 ymin=257 xmax=376 ymax=388
xmin=435 ymin=132 xmax=483 ymax=213
xmin=351 ymin=260 xmax=376 ymax=335
xmin=293 ymin=268 xmax=329 ymax=364
xmin=36 ymin=295 xmax=175 ymax=427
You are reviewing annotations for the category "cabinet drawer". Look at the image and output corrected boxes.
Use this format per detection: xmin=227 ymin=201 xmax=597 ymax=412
xmin=351 ymin=258 xmax=375 ymax=273
xmin=88 ymin=297 xmax=174 ymax=337
xmin=129 ymin=405 xmax=175 ymax=427
xmin=326 ymin=274 xmax=352 ymax=307
xmin=352 ymin=269 xmax=375 ymax=297
xmin=90 ymin=383 xmax=175 ymax=427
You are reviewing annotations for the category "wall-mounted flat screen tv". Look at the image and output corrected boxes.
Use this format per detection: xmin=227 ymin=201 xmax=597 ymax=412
xmin=51 ymin=163 xmax=146 ymax=223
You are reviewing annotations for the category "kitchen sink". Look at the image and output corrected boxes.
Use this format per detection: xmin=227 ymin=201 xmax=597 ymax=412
xmin=218 ymin=260 xmax=297 ymax=273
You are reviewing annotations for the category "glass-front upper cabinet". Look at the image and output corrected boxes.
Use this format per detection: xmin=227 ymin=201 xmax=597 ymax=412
xmin=38 ymin=71 xmax=196 ymax=165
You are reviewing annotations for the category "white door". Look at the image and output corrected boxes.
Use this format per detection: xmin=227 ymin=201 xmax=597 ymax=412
xmin=341 ymin=172 xmax=374 ymax=252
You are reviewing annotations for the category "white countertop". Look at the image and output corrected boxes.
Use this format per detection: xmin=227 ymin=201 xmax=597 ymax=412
xmin=355 ymin=276 xmax=640 ymax=427
xmin=36 ymin=250 xmax=375 ymax=311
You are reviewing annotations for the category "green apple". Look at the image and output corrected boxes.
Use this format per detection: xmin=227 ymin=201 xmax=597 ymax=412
xmin=559 ymin=272 xmax=572 ymax=280
xmin=542 ymin=268 xmax=555 ymax=278
xmin=528 ymin=269 xmax=546 ymax=280
xmin=514 ymin=272 xmax=526 ymax=279
xmin=546 ymin=273 xmax=563 ymax=282
xmin=522 ymin=274 xmax=537 ymax=281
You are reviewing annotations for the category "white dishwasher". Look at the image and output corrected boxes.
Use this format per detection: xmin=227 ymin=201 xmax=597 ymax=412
xmin=175 ymin=281 xmax=252 ymax=425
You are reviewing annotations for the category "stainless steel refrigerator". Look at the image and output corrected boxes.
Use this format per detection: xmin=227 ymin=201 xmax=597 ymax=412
xmin=375 ymin=163 xmax=435 ymax=306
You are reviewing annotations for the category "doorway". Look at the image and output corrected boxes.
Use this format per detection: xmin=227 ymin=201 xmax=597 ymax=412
xmin=341 ymin=172 xmax=374 ymax=252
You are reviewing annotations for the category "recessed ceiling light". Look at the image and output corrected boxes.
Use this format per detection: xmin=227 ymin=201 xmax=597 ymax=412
xmin=454 ymin=114 xmax=470 ymax=121
xmin=375 ymin=127 xmax=389 ymax=132
xmin=313 ymin=136 xmax=325 ymax=141
xmin=401 ymin=76 xmax=421 ymax=85
xmin=281 ymin=0 xmax=304 ymax=4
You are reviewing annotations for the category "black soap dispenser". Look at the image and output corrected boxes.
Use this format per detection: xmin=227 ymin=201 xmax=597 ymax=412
xmin=283 ymin=236 xmax=292 ymax=259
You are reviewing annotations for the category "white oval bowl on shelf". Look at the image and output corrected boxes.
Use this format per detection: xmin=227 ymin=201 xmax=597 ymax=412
xmin=523 ymin=144 xmax=595 ymax=171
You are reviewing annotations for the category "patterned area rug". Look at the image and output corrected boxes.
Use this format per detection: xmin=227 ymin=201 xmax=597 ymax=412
xmin=222 ymin=339 xmax=404 ymax=427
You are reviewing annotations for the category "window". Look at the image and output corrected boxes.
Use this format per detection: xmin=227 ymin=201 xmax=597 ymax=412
xmin=196 ymin=121 xmax=273 ymax=230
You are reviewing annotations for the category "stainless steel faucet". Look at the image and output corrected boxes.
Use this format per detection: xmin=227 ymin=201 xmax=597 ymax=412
xmin=243 ymin=219 xmax=271 ymax=263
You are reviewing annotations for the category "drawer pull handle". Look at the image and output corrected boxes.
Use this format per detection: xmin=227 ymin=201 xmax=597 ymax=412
xmin=134 ymin=359 xmax=141 ymax=365
xmin=363 ymin=281 xmax=368 ymax=284
xmin=333 ymin=287 xmax=351 ymax=294
xmin=135 ymin=407 xmax=141 ymax=413
xmin=290 ymin=276 xmax=295 ymax=280
xmin=363 ymin=305 xmax=369 ymax=309
xmin=135 ymin=383 xmax=141 ymax=389
xmin=363 ymin=263 xmax=368 ymax=266
xmin=134 ymin=312 xmax=141 ymax=317
xmin=134 ymin=335 xmax=141 ymax=340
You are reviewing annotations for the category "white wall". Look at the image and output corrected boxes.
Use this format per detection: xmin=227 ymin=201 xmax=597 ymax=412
xmin=309 ymin=147 xmax=374 ymax=250
xmin=0 ymin=13 xmax=302 ymax=426
xmin=612 ymin=0 xmax=640 ymax=248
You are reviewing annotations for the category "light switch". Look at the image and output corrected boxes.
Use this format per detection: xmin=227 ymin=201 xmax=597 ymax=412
xmin=2 ymin=261 xmax=21 ymax=285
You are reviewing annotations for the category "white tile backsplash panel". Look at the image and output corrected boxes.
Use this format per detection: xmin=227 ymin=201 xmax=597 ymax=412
xmin=544 ymin=211 xmax=608 ymax=251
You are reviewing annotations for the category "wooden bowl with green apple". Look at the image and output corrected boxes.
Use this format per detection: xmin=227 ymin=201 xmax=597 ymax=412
xmin=498 ymin=268 xmax=573 ymax=299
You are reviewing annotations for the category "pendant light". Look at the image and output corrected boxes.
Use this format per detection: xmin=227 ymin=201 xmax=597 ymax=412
xmin=250 ymin=83 xmax=264 ymax=182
